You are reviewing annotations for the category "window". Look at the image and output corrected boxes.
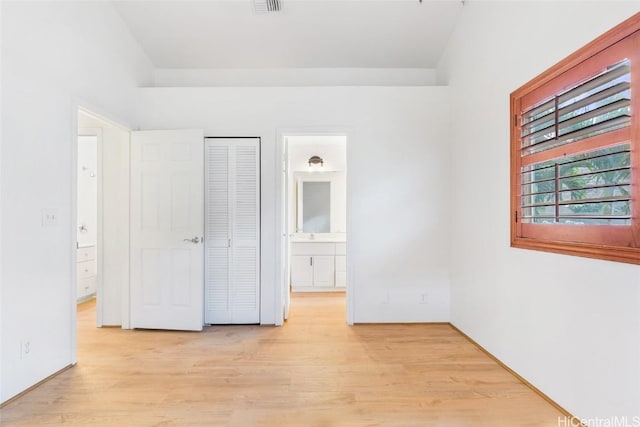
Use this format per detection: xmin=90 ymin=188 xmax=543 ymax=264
xmin=510 ymin=13 xmax=640 ymax=264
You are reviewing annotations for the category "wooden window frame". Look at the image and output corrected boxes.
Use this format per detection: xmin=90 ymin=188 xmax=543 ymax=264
xmin=510 ymin=13 xmax=640 ymax=264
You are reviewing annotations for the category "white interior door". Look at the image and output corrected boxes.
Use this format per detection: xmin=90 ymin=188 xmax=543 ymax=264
xmin=205 ymin=138 xmax=260 ymax=324
xmin=130 ymin=129 xmax=204 ymax=331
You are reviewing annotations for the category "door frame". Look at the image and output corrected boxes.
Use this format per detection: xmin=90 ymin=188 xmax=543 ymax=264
xmin=275 ymin=128 xmax=355 ymax=326
xmin=71 ymin=103 xmax=132 ymax=363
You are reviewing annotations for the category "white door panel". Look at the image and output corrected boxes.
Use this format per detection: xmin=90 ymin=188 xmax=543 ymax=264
xmin=131 ymin=129 xmax=204 ymax=331
xmin=204 ymin=143 xmax=231 ymax=324
xmin=313 ymin=256 xmax=335 ymax=287
xmin=232 ymin=246 xmax=259 ymax=323
xmin=205 ymin=247 xmax=230 ymax=323
xmin=291 ymin=256 xmax=313 ymax=287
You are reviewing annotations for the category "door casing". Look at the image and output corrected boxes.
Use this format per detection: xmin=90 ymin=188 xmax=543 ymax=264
xmin=275 ymin=129 xmax=354 ymax=326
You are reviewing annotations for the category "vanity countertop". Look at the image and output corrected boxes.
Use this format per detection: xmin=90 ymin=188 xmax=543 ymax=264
xmin=291 ymin=234 xmax=346 ymax=243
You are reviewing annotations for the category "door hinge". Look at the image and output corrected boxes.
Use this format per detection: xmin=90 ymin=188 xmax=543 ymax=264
xmin=514 ymin=210 xmax=518 ymax=223
xmin=514 ymin=114 xmax=518 ymax=127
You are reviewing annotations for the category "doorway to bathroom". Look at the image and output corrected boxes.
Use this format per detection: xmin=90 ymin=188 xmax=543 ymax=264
xmin=75 ymin=108 xmax=131 ymax=330
xmin=281 ymin=134 xmax=348 ymax=322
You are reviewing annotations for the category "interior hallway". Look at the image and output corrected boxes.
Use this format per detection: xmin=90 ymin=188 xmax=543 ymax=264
xmin=0 ymin=293 xmax=563 ymax=426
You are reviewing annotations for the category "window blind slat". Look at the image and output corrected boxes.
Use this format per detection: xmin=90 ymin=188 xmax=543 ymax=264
xmin=521 ymin=81 xmax=630 ymax=137
xmin=559 ymin=164 xmax=629 ymax=180
xmin=520 ymin=142 xmax=631 ymax=225
xmin=521 ymin=115 xmax=630 ymax=155
xmin=520 ymin=59 xmax=630 ymax=155
xmin=521 ymin=119 xmax=555 ymax=138
xmin=558 ymin=81 xmax=630 ymax=118
xmin=557 ymin=195 xmax=630 ymax=206
xmin=521 ymin=215 xmax=631 ymax=220
xmin=558 ymin=98 xmax=630 ymax=134
xmin=521 ymin=99 xmax=555 ymax=124
xmin=521 ymin=182 xmax=629 ymax=197
xmin=557 ymin=62 xmax=629 ymax=107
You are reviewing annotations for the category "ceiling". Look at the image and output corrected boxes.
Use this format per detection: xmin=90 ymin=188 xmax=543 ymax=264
xmin=112 ymin=0 xmax=463 ymax=69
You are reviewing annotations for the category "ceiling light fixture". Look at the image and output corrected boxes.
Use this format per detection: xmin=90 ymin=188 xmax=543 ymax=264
xmin=308 ymin=156 xmax=324 ymax=169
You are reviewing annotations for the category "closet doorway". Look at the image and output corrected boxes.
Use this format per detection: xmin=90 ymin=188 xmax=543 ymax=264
xmin=204 ymin=137 xmax=261 ymax=325
xmin=128 ymin=134 xmax=261 ymax=329
xmin=281 ymin=134 xmax=348 ymax=322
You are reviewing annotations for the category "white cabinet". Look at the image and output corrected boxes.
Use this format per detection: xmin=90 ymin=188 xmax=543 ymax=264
xmin=291 ymin=256 xmax=313 ymax=286
xmin=335 ymin=256 xmax=347 ymax=288
xmin=291 ymin=254 xmax=335 ymax=288
xmin=335 ymin=243 xmax=347 ymax=288
xmin=290 ymin=242 xmax=345 ymax=291
xmin=313 ymin=256 xmax=335 ymax=287
xmin=77 ymin=245 xmax=96 ymax=302
xmin=204 ymin=138 xmax=260 ymax=324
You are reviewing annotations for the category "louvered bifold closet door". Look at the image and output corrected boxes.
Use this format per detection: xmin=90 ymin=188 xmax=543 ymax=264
xmin=204 ymin=138 xmax=260 ymax=324
xmin=205 ymin=143 xmax=231 ymax=324
xmin=231 ymin=140 xmax=260 ymax=323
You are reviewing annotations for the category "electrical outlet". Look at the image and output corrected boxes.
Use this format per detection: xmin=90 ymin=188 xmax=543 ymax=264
xmin=41 ymin=208 xmax=59 ymax=226
xmin=420 ymin=293 xmax=428 ymax=304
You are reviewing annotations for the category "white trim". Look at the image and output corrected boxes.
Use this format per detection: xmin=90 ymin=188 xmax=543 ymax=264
xmin=71 ymin=102 xmax=133 ymax=368
xmin=123 ymin=130 xmax=131 ymax=330
xmin=77 ymin=105 xmax=133 ymax=134
xmin=275 ymin=128 xmax=355 ymax=326
xmin=345 ymin=132 xmax=354 ymax=325
xmin=70 ymin=106 xmax=79 ymax=366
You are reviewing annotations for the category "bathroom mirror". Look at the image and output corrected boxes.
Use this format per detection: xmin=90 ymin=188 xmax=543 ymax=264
xmin=301 ymin=181 xmax=331 ymax=233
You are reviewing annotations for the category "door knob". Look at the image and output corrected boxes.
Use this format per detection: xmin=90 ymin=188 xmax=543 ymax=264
xmin=184 ymin=236 xmax=200 ymax=243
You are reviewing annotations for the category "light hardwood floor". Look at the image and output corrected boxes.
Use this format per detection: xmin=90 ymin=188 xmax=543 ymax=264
xmin=1 ymin=293 xmax=564 ymax=426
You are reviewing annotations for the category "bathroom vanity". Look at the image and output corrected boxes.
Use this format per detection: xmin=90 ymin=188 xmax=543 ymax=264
xmin=289 ymin=167 xmax=347 ymax=292
xmin=290 ymin=238 xmax=346 ymax=291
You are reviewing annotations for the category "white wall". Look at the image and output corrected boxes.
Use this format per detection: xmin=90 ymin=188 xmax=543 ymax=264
xmin=78 ymin=112 xmax=130 ymax=327
xmin=288 ymin=137 xmax=347 ymax=173
xmin=1 ymin=1 xmax=152 ymax=403
xmin=0 ymin=0 xmax=4 ymax=404
xmin=438 ymin=1 xmax=640 ymax=421
xmin=137 ymin=86 xmax=451 ymax=324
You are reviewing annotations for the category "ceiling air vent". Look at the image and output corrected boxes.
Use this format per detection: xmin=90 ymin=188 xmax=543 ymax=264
xmin=254 ymin=0 xmax=281 ymax=13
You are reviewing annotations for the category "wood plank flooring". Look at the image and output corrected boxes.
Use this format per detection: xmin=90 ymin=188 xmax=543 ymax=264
xmin=1 ymin=293 xmax=564 ymax=426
